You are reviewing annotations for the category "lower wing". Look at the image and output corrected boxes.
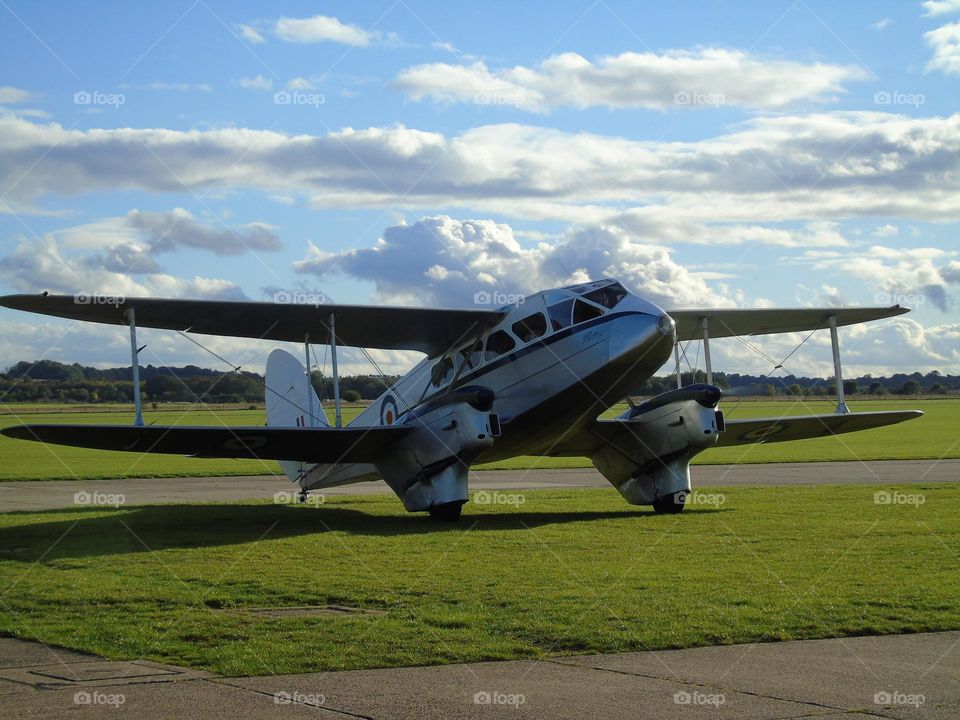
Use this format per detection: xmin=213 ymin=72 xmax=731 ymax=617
xmin=716 ymin=410 xmax=922 ymax=447
xmin=0 ymin=424 xmax=409 ymax=464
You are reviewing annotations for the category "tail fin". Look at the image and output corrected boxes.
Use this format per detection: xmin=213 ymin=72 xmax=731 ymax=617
xmin=265 ymin=348 xmax=326 ymax=482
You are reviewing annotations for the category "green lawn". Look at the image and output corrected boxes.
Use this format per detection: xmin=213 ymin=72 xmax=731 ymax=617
xmin=0 ymin=485 xmax=956 ymax=675
xmin=0 ymin=399 xmax=954 ymax=481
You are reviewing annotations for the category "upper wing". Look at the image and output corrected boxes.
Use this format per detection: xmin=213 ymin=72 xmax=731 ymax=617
xmin=0 ymin=424 xmax=410 ymax=464
xmin=0 ymin=294 xmax=506 ymax=354
xmin=668 ymin=306 xmax=909 ymax=341
xmin=715 ymin=410 xmax=922 ymax=447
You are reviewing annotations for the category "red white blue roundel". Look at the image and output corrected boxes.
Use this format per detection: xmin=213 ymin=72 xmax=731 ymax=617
xmin=380 ymin=395 xmax=399 ymax=426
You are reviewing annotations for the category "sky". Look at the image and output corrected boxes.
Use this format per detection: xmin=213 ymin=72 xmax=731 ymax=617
xmin=0 ymin=0 xmax=958 ymax=381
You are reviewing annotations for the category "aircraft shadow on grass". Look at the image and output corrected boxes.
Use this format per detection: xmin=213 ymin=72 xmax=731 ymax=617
xmin=0 ymin=503 xmax=730 ymax=562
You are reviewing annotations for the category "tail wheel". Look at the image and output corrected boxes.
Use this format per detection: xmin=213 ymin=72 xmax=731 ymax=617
xmin=428 ymin=501 xmax=464 ymax=522
xmin=652 ymin=491 xmax=686 ymax=514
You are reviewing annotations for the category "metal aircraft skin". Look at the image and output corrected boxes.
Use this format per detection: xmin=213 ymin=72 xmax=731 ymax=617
xmin=0 ymin=279 xmax=922 ymax=521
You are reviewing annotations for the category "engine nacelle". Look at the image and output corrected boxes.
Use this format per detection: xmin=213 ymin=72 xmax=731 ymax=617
xmin=591 ymin=385 xmax=724 ymax=505
xmin=376 ymin=390 xmax=498 ymax=512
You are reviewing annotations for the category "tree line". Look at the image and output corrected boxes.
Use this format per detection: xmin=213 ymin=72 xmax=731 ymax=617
xmin=1 ymin=359 xmax=955 ymax=405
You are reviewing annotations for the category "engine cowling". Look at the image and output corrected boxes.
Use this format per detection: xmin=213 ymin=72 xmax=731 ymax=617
xmin=375 ymin=389 xmax=498 ymax=512
xmin=591 ymin=385 xmax=724 ymax=505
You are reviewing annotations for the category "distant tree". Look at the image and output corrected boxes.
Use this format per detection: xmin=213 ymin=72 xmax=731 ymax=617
xmin=843 ymin=380 xmax=858 ymax=395
xmin=787 ymin=383 xmax=802 ymax=396
xmin=763 ymin=383 xmax=776 ymax=397
xmin=931 ymin=383 xmax=947 ymax=394
xmin=343 ymin=389 xmax=361 ymax=403
xmin=897 ymin=380 xmax=922 ymax=395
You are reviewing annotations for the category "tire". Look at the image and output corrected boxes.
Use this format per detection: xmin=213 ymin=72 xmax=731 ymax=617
xmin=652 ymin=491 xmax=686 ymax=514
xmin=428 ymin=501 xmax=464 ymax=522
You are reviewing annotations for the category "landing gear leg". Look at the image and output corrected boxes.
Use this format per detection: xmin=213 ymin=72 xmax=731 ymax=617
xmin=297 ymin=489 xmax=308 ymax=504
xmin=652 ymin=491 xmax=686 ymax=514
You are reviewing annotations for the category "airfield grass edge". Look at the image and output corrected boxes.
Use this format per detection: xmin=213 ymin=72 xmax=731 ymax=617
xmin=0 ymin=484 xmax=957 ymax=676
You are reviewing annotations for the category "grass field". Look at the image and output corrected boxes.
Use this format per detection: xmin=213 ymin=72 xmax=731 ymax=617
xmin=0 ymin=399 xmax=956 ymax=481
xmin=0 ymin=485 xmax=956 ymax=675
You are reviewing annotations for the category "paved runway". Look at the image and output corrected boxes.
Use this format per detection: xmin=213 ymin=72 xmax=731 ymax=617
xmin=0 ymin=459 xmax=956 ymax=512
xmin=0 ymin=632 xmax=956 ymax=718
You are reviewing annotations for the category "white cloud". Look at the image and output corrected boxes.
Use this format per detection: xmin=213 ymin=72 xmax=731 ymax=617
xmin=869 ymin=18 xmax=892 ymax=30
xmin=238 ymin=24 xmax=266 ymax=44
xmin=1 ymin=113 xmax=959 ymax=245
xmin=286 ymin=76 xmax=315 ymax=91
xmin=0 ymin=86 xmax=33 ymax=104
xmin=274 ymin=14 xmax=377 ymax=46
xmin=794 ymin=246 xmax=959 ymax=312
xmin=237 ymin=75 xmax=273 ymax=91
xmin=922 ymin=0 xmax=960 ymax=17
xmin=925 ymin=22 xmax=960 ymax=75
xmin=394 ymin=50 xmax=869 ymax=112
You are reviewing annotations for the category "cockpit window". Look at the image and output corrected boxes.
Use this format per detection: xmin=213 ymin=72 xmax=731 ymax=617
xmin=484 ymin=330 xmax=516 ymax=361
xmin=583 ymin=283 xmax=628 ymax=309
xmin=430 ymin=356 xmax=454 ymax=387
xmin=573 ymin=299 xmax=604 ymax=324
xmin=512 ymin=313 xmax=547 ymax=343
xmin=548 ymin=299 xmax=574 ymax=331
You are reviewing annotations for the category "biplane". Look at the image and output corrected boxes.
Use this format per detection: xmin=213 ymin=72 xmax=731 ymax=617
xmin=0 ymin=279 xmax=921 ymax=520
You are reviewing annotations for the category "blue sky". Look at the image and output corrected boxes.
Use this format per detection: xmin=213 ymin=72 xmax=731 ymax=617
xmin=0 ymin=0 xmax=958 ymax=378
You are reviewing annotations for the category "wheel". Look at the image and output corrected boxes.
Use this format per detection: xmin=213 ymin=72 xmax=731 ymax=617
xmin=652 ymin=491 xmax=686 ymax=514
xmin=428 ymin=501 xmax=464 ymax=522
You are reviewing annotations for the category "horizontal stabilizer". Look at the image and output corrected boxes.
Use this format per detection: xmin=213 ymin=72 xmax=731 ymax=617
xmin=1 ymin=424 xmax=410 ymax=463
xmin=716 ymin=410 xmax=922 ymax=447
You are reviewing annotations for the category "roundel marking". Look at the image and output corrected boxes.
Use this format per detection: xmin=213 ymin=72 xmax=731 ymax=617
xmin=380 ymin=395 xmax=399 ymax=426
xmin=741 ymin=423 xmax=786 ymax=441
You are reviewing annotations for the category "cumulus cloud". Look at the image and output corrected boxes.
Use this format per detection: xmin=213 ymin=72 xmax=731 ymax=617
xmin=923 ymin=0 xmax=960 ymax=17
xmin=925 ymin=21 xmax=960 ymax=75
xmin=394 ymin=49 xmax=868 ymax=112
xmin=794 ymin=246 xmax=960 ymax=312
xmin=292 ymin=215 xmax=734 ymax=310
xmin=0 ymin=209 xmax=281 ymax=298
xmin=236 ymin=14 xmax=394 ymax=47
xmin=0 ymin=86 xmax=33 ymax=104
xmin=2 ymin=114 xmax=958 ymax=234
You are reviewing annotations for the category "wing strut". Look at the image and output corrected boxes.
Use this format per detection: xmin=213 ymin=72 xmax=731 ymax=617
xmin=701 ymin=317 xmax=713 ymax=386
xmin=828 ymin=314 xmax=850 ymax=414
xmin=329 ymin=312 xmax=342 ymax=428
xmin=125 ymin=307 xmax=144 ymax=427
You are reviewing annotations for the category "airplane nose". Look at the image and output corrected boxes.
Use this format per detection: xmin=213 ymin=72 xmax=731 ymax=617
xmin=608 ymin=312 xmax=674 ymax=364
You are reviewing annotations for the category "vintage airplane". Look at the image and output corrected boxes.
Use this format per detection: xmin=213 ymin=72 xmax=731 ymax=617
xmin=0 ymin=279 xmax=922 ymax=520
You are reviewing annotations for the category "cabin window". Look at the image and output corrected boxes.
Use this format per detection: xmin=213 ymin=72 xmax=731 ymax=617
xmin=430 ymin=356 xmax=454 ymax=387
xmin=584 ymin=283 xmax=628 ymax=309
xmin=512 ymin=313 xmax=547 ymax=343
xmin=484 ymin=330 xmax=516 ymax=361
xmin=458 ymin=339 xmax=483 ymax=372
xmin=573 ymin=298 xmax=604 ymax=324
xmin=547 ymin=299 xmax=574 ymax=331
